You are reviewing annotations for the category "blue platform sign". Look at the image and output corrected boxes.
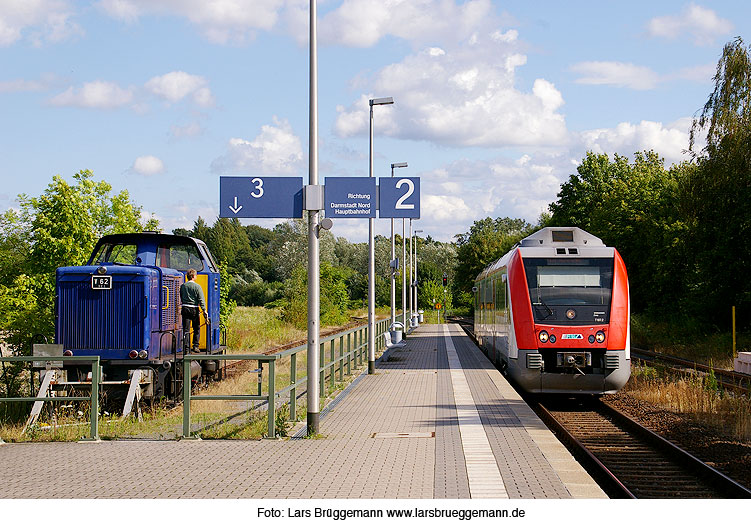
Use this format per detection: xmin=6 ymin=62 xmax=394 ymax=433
xmin=220 ymin=176 xmax=303 ymax=218
xmin=379 ymin=177 xmax=420 ymax=218
xmin=325 ymin=177 xmax=377 ymax=218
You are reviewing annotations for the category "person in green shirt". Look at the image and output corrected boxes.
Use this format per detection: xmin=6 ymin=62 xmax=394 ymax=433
xmin=180 ymin=268 xmax=207 ymax=352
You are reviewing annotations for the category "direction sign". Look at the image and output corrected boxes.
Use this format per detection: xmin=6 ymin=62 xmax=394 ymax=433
xmin=379 ymin=177 xmax=420 ymax=218
xmin=220 ymin=176 xmax=303 ymax=218
xmin=324 ymin=177 xmax=377 ymax=218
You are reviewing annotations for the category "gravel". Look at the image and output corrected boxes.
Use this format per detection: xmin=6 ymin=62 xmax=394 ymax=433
xmin=603 ymin=392 xmax=751 ymax=491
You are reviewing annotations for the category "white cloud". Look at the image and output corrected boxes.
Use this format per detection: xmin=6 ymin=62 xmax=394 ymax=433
xmin=48 ymin=81 xmax=135 ymax=109
xmin=170 ymin=122 xmax=204 ymax=138
xmin=47 ymin=71 xmax=213 ymax=110
xmin=0 ymin=0 xmax=81 ymax=47
xmin=647 ymin=3 xmax=732 ymax=46
xmin=211 ymin=117 xmax=304 ymax=175
xmin=145 ymin=71 xmax=214 ymax=107
xmin=579 ymin=120 xmax=691 ymax=165
xmin=335 ymin=33 xmax=567 ymax=148
xmin=316 ymin=0 xmax=493 ymax=47
xmin=571 ymin=61 xmax=660 ymax=90
xmin=131 ymin=155 xmax=166 ymax=176
xmin=0 ymin=74 xmax=57 ymax=92
xmin=97 ymin=0 xmax=500 ymax=48
xmin=97 ymin=0 xmax=284 ymax=44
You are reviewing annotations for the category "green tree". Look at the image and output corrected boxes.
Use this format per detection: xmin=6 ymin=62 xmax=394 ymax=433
xmin=454 ymin=217 xmax=534 ymax=296
xmin=686 ymin=37 xmax=751 ymax=319
xmin=0 ymin=170 xmax=156 ymax=354
xmin=549 ymin=151 xmax=692 ymax=315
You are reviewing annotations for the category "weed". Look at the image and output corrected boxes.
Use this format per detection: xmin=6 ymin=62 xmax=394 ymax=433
xmin=275 ymin=403 xmax=290 ymax=437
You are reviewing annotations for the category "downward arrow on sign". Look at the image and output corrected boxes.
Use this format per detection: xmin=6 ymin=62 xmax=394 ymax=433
xmin=228 ymin=196 xmax=242 ymax=214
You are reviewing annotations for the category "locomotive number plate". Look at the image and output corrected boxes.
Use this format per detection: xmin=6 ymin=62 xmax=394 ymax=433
xmin=562 ymin=333 xmax=583 ymax=340
xmin=91 ymin=275 xmax=112 ymax=290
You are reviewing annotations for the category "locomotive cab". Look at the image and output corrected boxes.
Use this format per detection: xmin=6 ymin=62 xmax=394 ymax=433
xmin=55 ymin=232 xmax=224 ymax=398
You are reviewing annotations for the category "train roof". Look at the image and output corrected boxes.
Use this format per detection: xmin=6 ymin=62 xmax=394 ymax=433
xmin=94 ymin=232 xmax=203 ymax=246
xmin=475 ymin=227 xmax=613 ymax=282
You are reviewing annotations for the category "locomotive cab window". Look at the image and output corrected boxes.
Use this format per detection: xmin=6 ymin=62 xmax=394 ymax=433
xmin=90 ymin=243 xmax=138 ymax=265
xmin=156 ymin=244 xmax=204 ymax=272
xmin=524 ymin=257 xmax=614 ymax=324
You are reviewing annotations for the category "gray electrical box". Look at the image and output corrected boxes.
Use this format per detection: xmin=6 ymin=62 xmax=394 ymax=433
xmin=304 ymin=185 xmax=325 ymax=211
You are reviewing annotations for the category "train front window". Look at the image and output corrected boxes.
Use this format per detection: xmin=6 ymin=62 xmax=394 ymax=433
xmin=90 ymin=243 xmax=138 ymax=265
xmin=524 ymin=258 xmax=614 ymax=323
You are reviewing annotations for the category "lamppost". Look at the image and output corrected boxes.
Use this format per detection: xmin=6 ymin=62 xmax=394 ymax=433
xmin=307 ymin=0 xmax=321 ymax=435
xmin=414 ymin=229 xmax=423 ymax=325
xmin=368 ymin=96 xmax=393 ymax=375
xmin=408 ymin=218 xmax=413 ymax=326
xmin=390 ymin=162 xmax=407 ymax=329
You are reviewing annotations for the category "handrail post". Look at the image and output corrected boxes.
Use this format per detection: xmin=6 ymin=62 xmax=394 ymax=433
xmin=267 ymin=360 xmax=276 ymax=438
xmin=338 ymin=335 xmax=344 ymax=382
xmin=290 ymin=352 xmax=297 ymax=422
xmin=329 ymin=340 xmax=335 ymax=391
xmin=346 ymin=333 xmax=352 ymax=376
xmin=182 ymin=355 xmax=191 ymax=438
xmin=319 ymin=342 xmax=325 ymax=398
xmin=90 ymin=357 xmax=100 ymax=440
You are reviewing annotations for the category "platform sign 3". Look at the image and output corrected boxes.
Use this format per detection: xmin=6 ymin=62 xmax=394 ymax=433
xmin=324 ymin=177 xmax=377 ymax=218
xmin=220 ymin=176 xmax=303 ymax=218
xmin=378 ymin=177 xmax=420 ymax=218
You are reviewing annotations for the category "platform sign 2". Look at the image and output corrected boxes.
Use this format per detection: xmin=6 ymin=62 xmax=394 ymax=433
xmin=378 ymin=177 xmax=420 ymax=218
xmin=324 ymin=177 xmax=377 ymax=218
xmin=220 ymin=176 xmax=303 ymax=218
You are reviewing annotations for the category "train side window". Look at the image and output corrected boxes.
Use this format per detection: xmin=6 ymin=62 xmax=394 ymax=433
xmin=157 ymin=244 xmax=204 ymax=272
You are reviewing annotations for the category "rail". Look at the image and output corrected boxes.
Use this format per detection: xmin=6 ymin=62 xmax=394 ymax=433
xmin=182 ymin=317 xmax=394 ymax=439
xmin=0 ymin=356 xmax=101 ymax=442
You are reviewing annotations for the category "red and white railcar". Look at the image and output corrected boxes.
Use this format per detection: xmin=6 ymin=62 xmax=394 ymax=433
xmin=473 ymin=227 xmax=630 ymax=394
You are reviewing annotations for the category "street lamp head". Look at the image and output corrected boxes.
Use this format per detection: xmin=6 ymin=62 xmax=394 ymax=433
xmin=370 ymin=96 xmax=394 ymax=106
xmin=415 ymin=229 xmax=423 ymax=234
xmin=391 ymin=162 xmax=408 ymax=169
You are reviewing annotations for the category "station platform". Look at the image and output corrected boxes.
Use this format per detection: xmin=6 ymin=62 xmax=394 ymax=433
xmin=0 ymin=324 xmax=605 ymax=499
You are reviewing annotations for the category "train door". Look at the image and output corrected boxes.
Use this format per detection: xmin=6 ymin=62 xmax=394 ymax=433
xmin=490 ymin=278 xmax=496 ymax=361
xmin=495 ymin=275 xmax=506 ymax=365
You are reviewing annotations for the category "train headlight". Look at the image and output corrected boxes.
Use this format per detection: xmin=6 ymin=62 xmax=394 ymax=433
xmin=549 ymin=334 xmax=556 ymax=344
xmin=588 ymin=335 xmax=596 ymax=344
xmin=138 ymin=350 xmax=148 ymax=359
xmin=63 ymin=349 xmax=73 ymax=356
xmin=539 ymin=330 xmax=549 ymax=343
xmin=128 ymin=350 xmax=138 ymax=359
xmin=595 ymin=330 xmax=606 ymax=343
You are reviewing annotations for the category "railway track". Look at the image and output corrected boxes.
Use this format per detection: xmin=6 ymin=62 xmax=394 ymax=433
xmin=535 ymin=399 xmax=751 ymax=498
xmin=631 ymin=347 xmax=751 ymax=395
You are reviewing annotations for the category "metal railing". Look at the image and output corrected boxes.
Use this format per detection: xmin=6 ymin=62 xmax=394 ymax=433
xmin=182 ymin=316 xmax=395 ymax=439
xmin=0 ymin=356 xmax=101 ymax=442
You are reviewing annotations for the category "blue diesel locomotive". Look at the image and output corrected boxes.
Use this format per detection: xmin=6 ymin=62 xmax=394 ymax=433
xmin=55 ymin=232 xmax=225 ymax=399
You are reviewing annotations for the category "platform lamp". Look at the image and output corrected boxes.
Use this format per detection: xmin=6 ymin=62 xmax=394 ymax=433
xmin=391 ymin=162 xmax=408 ymax=330
xmin=368 ymin=96 xmax=394 ymax=375
xmin=413 ymin=229 xmax=423 ymax=325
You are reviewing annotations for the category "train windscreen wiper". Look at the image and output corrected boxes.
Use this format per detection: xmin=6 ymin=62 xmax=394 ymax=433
xmin=533 ymin=300 xmax=554 ymax=320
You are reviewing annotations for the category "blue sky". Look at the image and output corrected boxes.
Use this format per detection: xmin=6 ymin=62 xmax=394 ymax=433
xmin=0 ymin=1 xmax=746 ymax=243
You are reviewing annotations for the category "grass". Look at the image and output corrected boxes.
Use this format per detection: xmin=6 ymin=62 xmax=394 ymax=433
xmin=630 ymin=313 xmax=749 ymax=370
xmin=626 ymin=360 xmax=751 ymax=443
